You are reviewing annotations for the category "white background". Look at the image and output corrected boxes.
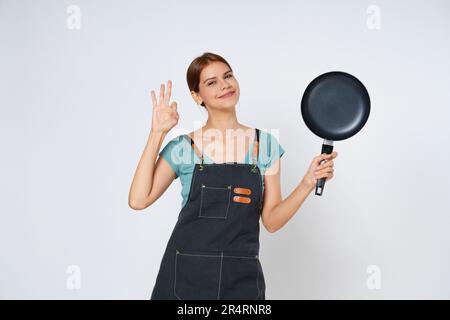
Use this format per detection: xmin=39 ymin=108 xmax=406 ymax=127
xmin=1 ymin=0 xmax=449 ymax=299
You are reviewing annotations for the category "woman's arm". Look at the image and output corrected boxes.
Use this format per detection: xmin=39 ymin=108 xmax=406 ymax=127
xmin=128 ymin=130 xmax=177 ymax=210
xmin=261 ymin=152 xmax=337 ymax=233
xmin=128 ymin=80 xmax=180 ymax=210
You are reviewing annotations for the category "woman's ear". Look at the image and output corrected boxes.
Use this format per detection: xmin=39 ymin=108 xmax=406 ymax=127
xmin=190 ymin=91 xmax=202 ymax=105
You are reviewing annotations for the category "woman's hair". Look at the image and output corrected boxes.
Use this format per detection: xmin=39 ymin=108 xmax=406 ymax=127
xmin=186 ymin=52 xmax=233 ymax=107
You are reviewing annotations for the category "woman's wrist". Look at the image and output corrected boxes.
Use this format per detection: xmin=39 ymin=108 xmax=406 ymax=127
xmin=150 ymin=127 xmax=167 ymax=134
xmin=300 ymin=178 xmax=315 ymax=194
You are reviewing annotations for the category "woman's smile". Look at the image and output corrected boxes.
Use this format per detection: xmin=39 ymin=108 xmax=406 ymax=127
xmin=218 ymin=90 xmax=235 ymax=99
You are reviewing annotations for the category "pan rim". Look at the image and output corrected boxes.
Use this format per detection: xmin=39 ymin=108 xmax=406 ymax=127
xmin=300 ymin=70 xmax=370 ymax=141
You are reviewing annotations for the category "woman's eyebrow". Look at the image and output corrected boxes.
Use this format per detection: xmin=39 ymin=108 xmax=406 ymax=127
xmin=203 ymin=70 xmax=232 ymax=83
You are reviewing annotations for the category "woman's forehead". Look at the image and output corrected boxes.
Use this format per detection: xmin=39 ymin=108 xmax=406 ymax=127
xmin=201 ymin=62 xmax=231 ymax=80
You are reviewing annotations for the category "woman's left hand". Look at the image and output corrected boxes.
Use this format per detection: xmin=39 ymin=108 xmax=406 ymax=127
xmin=301 ymin=151 xmax=338 ymax=190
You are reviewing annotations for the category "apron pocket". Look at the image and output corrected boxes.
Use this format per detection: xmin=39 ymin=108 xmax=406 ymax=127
xmin=199 ymin=184 xmax=232 ymax=219
xmin=174 ymin=249 xmax=222 ymax=300
xmin=221 ymin=254 xmax=261 ymax=300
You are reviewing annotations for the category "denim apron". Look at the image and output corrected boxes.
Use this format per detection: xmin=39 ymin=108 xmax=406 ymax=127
xmin=150 ymin=128 xmax=266 ymax=300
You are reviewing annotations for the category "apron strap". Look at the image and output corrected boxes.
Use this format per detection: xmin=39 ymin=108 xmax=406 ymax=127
xmin=251 ymin=128 xmax=260 ymax=165
xmin=184 ymin=134 xmax=204 ymax=165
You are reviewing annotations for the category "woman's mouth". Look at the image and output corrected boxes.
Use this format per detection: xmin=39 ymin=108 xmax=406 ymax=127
xmin=218 ymin=91 xmax=235 ymax=99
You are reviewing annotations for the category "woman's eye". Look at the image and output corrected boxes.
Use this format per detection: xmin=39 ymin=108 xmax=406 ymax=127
xmin=207 ymin=75 xmax=232 ymax=86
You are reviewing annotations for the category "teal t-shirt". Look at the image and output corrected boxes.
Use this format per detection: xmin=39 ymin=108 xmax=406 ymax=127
xmin=159 ymin=130 xmax=285 ymax=208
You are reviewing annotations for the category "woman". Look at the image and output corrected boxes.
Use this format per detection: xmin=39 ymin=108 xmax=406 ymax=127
xmin=128 ymin=52 xmax=337 ymax=300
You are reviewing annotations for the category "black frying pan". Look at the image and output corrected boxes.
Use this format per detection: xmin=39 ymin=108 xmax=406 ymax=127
xmin=301 ymin=71 xmax=370 ymax=196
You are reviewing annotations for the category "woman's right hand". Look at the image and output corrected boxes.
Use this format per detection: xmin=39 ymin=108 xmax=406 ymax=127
xmin=301 ymin=151 xmax=337 ymax=191
xmin=150 ymin=80 xmax=179 ymax=134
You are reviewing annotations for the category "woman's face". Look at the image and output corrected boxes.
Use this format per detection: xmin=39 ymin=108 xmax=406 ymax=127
xmin=192 ymin=61 xmax=240 ymax=110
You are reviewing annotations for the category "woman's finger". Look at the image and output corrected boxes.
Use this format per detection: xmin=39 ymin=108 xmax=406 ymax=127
xmin=316 ymin=172 xmax=333 ymax=181
xmin=318 ymin=152 xmax=337 ymax=160
xmin=318 ymin=161 xmax=334 ymax=170
xmin=164 ymin=80 xmax=172 ymax=106
xmin=314 ymin=168 xmax=333 ymax=179
xmin=316 ymin=152 xmax=333 ymax=166
xmin=170 ymin=101 xmax=177 ymax=112
xmin=315 ymin=166 xmax=334 ymax=174
xmin=159 ymin=83 xmax=165 ymax=105
xmin=314 ymin=164 xmax=331 ymax=175
xmin=150 ymin=90 xmax=157 ymax=108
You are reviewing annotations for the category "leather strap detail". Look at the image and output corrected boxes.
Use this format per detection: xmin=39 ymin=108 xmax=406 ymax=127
xmin=233 ymin=196 xmax=251 ymax=204
xmin=233 ymin=187 xmax=252 ymax=196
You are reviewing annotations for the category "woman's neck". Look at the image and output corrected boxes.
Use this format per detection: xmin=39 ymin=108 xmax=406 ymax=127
xmin=203 ymin=113 xmax=242 ymax=138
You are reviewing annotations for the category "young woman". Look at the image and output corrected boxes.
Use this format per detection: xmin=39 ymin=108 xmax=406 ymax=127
xmin=128 ymin=52 xmax=337 ymax=300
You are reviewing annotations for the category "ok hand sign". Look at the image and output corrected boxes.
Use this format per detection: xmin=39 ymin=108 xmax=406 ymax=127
xmin=150 ymin=80 xmax=179 ymax=134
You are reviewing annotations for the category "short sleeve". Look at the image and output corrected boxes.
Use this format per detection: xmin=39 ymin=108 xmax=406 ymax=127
xmin=260 ymin=131 xmax=285 ymax=170
xmin=159 ymin=135 xmax=184 ymax=178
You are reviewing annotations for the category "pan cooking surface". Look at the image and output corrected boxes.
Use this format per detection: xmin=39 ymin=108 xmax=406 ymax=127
xmin=301 ymin=71 xmax=370 ymax=141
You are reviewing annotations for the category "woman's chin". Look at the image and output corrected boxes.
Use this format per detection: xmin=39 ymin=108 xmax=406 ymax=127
xmin=220 ymin=103 xmax=237 ymax=110
xmin=215 ymin=98 xmax=238 ymax=109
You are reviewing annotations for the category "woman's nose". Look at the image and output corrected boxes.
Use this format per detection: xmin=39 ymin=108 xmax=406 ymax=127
xmin=221 ymin=82 xmax=231 ymax=90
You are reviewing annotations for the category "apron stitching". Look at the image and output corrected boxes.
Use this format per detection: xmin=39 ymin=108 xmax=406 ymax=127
xmin=198 ymin=184 xmax=204 ymax=217
xmin=255 ymin=258 xmax=261 ymax=300
xmin=217 ymin=251 xmax=224 ymax=300
xmin=174 ymin=250 xmax=260 ymax=300
xmin=201 ymin=186 xmax=229 ymax=189
xmin=197 ymin=216 xmax=227 ymax=220
xmin=174 ymin=250 xmax=182 ymax=300
xmin=177 ymin=252 xmax=258 ymax=259
xmin=198 ymin=184 xmax=231 ymax=219
xmin=186 ymin=165 xmax=198 ymax=203
xmin=258 ymin=166 xmax=263 ymax=212
xmin=225 ymin=185 xmax=231 ymax=219
xmin=178 ymin=164 xmax=200 ymax=214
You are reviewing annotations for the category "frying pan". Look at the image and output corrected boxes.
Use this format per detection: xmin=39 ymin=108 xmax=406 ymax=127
xmin=301 ymin=71 xmax=370 ymax=196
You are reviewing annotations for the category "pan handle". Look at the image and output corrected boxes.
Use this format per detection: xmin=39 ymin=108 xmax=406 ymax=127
xmin=316 ymin=139 xmax=334 ymax=196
